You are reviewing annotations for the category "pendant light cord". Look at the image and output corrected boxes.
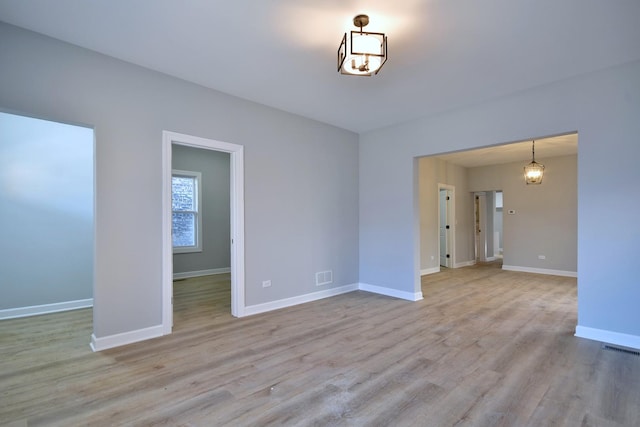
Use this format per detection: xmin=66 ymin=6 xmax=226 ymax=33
xmin=532 ymin=140 xmax=536 ymax=162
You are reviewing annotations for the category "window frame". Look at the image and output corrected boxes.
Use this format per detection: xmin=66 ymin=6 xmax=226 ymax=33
xmin=171 ymin=169 xmax=203 ymax=254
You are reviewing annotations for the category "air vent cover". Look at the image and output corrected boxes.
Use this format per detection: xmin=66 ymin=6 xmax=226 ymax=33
xmin=602 ymin=344 xmax=640 ymax=356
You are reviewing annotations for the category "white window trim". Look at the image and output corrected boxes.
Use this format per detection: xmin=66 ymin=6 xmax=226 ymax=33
xmin=172 ymin=169 xmax=202 ymax=254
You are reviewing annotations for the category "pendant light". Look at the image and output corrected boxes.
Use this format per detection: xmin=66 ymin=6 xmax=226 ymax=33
xmin=337 ymin=14 xmax=387 ymax=76
xmin=524 ymin=140 xmax=545 ymax=185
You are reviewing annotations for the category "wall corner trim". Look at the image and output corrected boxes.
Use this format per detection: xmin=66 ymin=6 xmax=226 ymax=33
xmin=502 ymin=265 xmax=577 ymax=277
xmin=0 ymin=298 xmax=93 ymax=320
xmin=90 ymin=325 xmax=165 ymax=352
xmin=358 ymin=283 xmax=423 ymax=301
xmin=575 ymin=325 xmax=640 ymax=350
xmin=420 ymin=267 xmax=440 ymax=276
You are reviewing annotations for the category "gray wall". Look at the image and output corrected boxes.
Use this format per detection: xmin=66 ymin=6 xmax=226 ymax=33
xmin=0 ymin=23 xmax=359 ymax=338
xmin=172 ymin=145 xmax=230 ymax=274
xmin=0 ymin=112 xmax=93 ymax=310
xmin=420 ymin=153 xmax=576 ymax=271
xmin=418 ymin=157 xmax=474 ymax=271
xmin=468 ymin=155 xmax=577 ymax=272
xmin=360 ymin=59 xmax=640 ymax=338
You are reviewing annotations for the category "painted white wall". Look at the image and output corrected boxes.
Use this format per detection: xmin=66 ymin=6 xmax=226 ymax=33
xmin=0 ymin=112 xmax=93 ymax=310
xmin=0 ymin=23 xmax=359 ymax=339
xmin=360 ymin=59 xmax=640 ymax=341
xmin=172 ymin=145 xmax=230 ymax=274
xmin=468 ymin=155 xmax=577 ymax=273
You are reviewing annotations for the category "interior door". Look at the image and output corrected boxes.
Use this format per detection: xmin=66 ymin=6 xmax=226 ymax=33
xmin=439 ymin=188 xmax=453 ymax=268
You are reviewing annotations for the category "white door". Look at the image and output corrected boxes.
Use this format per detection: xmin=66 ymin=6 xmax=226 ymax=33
xmin=438 ymin=184 xmax=455 ymax=268
xmin=439 ymin=189 xmax=453 ymax=267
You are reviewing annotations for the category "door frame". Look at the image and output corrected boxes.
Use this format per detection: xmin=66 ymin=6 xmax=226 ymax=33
xmin=438 ymin=183 xmax=455 ymax=268
xmin=474 ymin=192 xmax=487 ymax=262
xmin=162 ymin=131 xmax=245 ymax=334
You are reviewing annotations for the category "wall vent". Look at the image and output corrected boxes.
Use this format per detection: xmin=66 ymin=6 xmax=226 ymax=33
xmin=601 ymin=344 xmax=640 ymax=357
xmin=315 ymin=270 xmax=333 ymax=286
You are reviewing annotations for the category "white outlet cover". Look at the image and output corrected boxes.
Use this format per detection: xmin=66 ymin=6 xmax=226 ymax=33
xmin=262 ymin=280 xmax=271 ymax=288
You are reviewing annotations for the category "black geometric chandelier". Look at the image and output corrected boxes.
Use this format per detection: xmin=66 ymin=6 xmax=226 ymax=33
xmin=337 ymin=14 xmax=387 ymax=76
xmin=524 ymin=140 xmax=545 ymax=185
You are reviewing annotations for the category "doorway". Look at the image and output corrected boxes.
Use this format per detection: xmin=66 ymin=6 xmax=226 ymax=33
xmin=0 ymin=111 xmax=94 ymax=320
xmin=474 ymin=190 xmax=502 ymax=263
xmin=438 ymin=184 xmax=455 ymax=268
xmin=474 ymin=192 xmax=487 ymax=262
xmin=161 ymin=131 xmax=245 ymax=335
xmin=494 ymin=191 xmax=503 ymax=259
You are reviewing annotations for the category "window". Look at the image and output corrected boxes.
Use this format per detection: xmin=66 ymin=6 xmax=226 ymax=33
xmin=172 ymin=170 xmax=202 ymax=253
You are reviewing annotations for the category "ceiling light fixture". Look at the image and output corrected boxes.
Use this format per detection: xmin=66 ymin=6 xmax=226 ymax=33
xmin=337 ymin=14 xmax=387 ymax=76
xmin=524 ymin=140 xmax=545 ymax=185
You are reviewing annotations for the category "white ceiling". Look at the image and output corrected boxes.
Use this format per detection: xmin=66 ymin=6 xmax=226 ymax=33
xmin=1 ymin=1 xmax=639 ymax=134
xmin=432 ymin=133 xmax=577 ymax=168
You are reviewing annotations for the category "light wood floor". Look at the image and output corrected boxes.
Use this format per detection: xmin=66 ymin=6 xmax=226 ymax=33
xmin=2 ymin=264 xmax=639 ymax=426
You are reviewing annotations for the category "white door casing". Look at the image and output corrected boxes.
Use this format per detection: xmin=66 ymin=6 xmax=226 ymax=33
xmin=162 ymin=131 xmax=245 ymax=334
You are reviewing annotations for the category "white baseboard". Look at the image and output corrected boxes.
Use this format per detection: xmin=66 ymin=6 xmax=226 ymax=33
xmin=92 ymin=280 xmax=427 ymax=350
xmin=244 ymin=282 xmax=424 ymax=317
xmin=420 ymin=267 xmax=440 ymax=276
xmin=0 ymin=298 xmax=93 ymax=320
xmin=502 ymin=265 xmax=577 ymax=278
xmin=244 ymin=283 xmax=359 ymax=316
xmin=485 ymin=256 xmax=497 ymax=262
xmin=173 ymin=267 xmax=230 ymax=280
xmin=454 ymin=260 xmax=476 ymax=268
xmin=90 ymin=324 xmax=165 ymax=352
xmin=575 ymin=325 xmax=640 ymax=350
xmin=359 ymin=283 xmax=423 ymax=301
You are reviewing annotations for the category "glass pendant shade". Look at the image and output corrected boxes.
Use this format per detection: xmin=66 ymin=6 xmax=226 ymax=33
xmin=524 ymin=161 xmax=545 ymax=184
xmin=343 ymin=33 xmax=383 ymax=75
xmin=524 ymin=140 xmax=544 ymax=184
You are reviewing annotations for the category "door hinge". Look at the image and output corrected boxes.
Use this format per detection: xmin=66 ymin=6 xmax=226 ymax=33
xmin=446 ymin=196 xmax=450 ymax=200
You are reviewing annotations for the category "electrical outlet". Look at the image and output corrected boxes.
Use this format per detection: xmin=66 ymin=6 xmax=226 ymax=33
xmin=538 ymin=255 xmax=546 ymax=260
xmin=430 ymin=255 xmax=435 ymax=261
xmin=262 ymin=280 xmax=271 ymax=288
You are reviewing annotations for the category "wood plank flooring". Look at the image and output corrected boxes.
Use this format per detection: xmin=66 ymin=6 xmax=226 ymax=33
xmin=1 ymin=264 xmax=639 ymax=426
